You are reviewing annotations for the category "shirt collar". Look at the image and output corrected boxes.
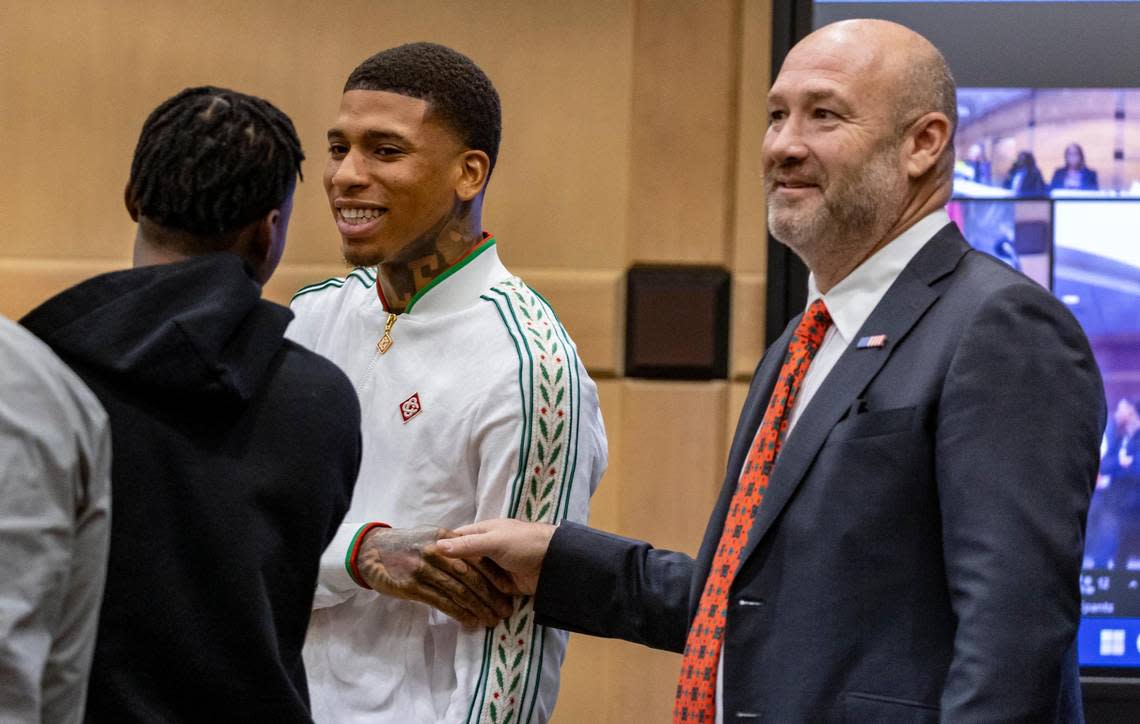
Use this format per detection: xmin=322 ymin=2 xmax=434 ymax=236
xmin=806 ymin=209 xmax=951 ymax=342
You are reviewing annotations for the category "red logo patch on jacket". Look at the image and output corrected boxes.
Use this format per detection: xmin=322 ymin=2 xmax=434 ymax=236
xmin=400 ymin=393 xmax=422 ymax=423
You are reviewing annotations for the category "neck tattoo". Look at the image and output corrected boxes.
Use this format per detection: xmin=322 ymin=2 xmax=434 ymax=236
xmin=378 ymin=216 xmax=480 ymax=313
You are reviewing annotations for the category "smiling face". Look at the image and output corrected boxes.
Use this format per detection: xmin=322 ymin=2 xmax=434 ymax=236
xmin=324 ymin=90 xmax=470 ymax=267
xmin=762 ymin=29 xmax=911 ymax=262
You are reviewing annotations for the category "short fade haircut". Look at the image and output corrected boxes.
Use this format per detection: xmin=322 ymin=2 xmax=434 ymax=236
xmin=127 ymin=86 xmax=304 ymax=245
xmin=344 ymin=42 xmax=501 ymax=174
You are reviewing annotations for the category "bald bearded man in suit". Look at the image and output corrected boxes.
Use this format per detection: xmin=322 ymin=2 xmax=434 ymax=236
xmin=441 ymin=20 xmax=1104 ymax=724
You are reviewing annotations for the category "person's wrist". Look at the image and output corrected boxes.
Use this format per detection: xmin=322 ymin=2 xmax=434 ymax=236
xmin=346 ymin=522 xmax=390 ymax=589
xmin=538 ymin=523 xmax=557 ymax=551
xmin=532 ymin=523 xmax=558 ymax=585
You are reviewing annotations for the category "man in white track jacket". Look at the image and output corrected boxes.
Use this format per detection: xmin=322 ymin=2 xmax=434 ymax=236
xmin=287 ymin=43 xmax=607 ymax=724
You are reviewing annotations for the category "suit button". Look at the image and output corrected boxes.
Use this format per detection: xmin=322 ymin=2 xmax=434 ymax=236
xmin=737 ymin=597 xmax=765 ymax=608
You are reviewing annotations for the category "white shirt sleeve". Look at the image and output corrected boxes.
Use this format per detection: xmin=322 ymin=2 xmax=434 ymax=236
xmin=0 ymin=319 xmax=111 ymax=724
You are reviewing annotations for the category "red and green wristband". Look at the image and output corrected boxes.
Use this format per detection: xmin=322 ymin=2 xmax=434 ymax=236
xmin=345 ymin=522 xmax=390 ymax=589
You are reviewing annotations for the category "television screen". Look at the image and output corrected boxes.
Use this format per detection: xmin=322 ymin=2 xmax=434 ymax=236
xmin=1056 ymin=200 xmax=1140 ymax=670
xmin=950 ymin=196 xmax=1140 ymax=671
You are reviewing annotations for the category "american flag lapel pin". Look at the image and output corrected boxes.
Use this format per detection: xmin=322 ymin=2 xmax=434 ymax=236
xmin=856 ymin=334 xmax=887 ymax=349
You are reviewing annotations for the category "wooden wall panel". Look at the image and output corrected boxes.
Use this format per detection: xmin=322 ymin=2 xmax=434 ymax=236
xmin=620 ymin=380 xmax=727 ymax=552
xmin=731 ymin=272 xmax=766 ymax=380
xmin=627 ymin=0 xmax=740 ymax=265
xmin=554 ymin=634 xmax=617 ymax=723
xmin=0 ymin=259 xmax=128 ymax=320
xmin=478 ymin=1 xmax=635 ymax=272
xmin=607 ymin=643 xmax=683 ymax=723
xmin=730 ymin=0 xmax=773 ymax=378
xmin=0 ymin=0 xmax=634 ymax=314
xmin=731 ymin=0 xmax=773 ymax=277
xmin=612 ymin=380 xmax=727 ymax=720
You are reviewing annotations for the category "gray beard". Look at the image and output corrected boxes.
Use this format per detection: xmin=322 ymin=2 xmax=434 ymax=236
xmin=767 ymin=145 xmax=906 ymax=260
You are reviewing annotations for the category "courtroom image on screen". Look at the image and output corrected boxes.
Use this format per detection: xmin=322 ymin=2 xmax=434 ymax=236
xmin=1057 ymin=199 xmax=1140 ymax=668
xmin=953 ymin=88 xmax=1140 ymax=200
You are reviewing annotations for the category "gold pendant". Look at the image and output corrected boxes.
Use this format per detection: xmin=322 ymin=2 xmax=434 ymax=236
xmin=377 ymin=313 xmax=397 ymax=355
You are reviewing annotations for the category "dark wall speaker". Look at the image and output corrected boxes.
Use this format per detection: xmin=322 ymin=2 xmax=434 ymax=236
xmin=624 ymin=264 xmax=730 ymax=380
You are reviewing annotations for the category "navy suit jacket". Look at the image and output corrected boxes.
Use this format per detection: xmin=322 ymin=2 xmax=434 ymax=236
xmin=536 ymin=224 xmax=1105 ymax=723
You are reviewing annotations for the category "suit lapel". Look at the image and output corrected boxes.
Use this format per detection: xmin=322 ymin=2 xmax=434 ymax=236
xmin=692 ymin=318 xmax=798 ymax=591
xmin=738 ymin=224 xmax=971 ymax=563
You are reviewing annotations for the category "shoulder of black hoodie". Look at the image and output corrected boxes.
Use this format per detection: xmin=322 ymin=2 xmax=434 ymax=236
xmin=20 ymin=253 xmax=363 ymax=541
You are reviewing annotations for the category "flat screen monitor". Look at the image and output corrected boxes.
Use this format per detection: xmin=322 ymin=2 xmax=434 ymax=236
xmin=1055 ymin=199 xmax=1140 ymax=671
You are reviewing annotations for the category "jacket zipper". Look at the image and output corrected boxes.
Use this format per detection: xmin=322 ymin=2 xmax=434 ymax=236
xmin=377 ymin=313 xmax=397 ymax=354
xmin=354 ymin=313 xmax=397 ymax=398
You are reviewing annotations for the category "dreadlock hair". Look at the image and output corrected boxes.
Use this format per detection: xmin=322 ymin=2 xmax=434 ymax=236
xmin=127 ymin=86 xmax=304 ymax=250
xmin=345 ymin=43 xmax=501 ymax=176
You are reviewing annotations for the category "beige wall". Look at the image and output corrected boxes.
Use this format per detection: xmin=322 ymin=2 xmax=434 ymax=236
xmin=0 ymin=2 xmax=772 ymax=721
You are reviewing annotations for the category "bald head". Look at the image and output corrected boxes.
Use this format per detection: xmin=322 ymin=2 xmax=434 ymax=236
xmin=792 ymin=20 xmax=957 ymax=176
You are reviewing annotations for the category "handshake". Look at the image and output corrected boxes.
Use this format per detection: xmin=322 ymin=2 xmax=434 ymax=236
xmin=356 ymin=520 xmax=557 ymax=628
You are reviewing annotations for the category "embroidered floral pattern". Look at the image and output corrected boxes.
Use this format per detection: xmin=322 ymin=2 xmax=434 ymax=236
xmin=474 ymin=279 xmax=575 ymax=724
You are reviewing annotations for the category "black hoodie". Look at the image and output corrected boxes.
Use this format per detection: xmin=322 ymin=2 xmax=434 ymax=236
xmin=22 ymin=253 xmax=361 ymax=723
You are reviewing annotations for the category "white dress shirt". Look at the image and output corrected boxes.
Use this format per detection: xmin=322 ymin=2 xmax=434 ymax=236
xmin=715 ymin=208 xmax=951 ymax=722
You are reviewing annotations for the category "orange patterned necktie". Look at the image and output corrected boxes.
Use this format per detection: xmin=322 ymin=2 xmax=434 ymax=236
xmin=674 ymin=299 xmax=832 ymax=723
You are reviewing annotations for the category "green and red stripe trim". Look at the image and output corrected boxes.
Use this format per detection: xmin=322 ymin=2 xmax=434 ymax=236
xmin=345 ymin=521 xmax=391 ymax=588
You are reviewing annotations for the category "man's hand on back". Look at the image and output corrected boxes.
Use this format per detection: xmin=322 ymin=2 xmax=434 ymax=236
xmin=356 ymin=525 xmax=515 ymax=628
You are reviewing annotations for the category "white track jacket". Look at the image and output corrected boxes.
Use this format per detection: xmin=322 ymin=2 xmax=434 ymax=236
xmin=286 ymin=237 xmax=607 ymax=724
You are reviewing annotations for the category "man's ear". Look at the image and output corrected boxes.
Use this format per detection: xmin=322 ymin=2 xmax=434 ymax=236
xmin=253 ymin=210 xmax=280 ymax=257
xmin=242 ymin=208 xmax=283 ymax=284
xmin=904 ymin=112 xmax=952 ymax=179
xmin=124 ymin=183 xmax=139 ymax=222
xmin=455 ymin=149 xmax=491 ymax=202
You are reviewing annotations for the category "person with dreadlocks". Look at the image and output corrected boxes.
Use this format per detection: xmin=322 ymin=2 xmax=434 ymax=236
xmin=21 ymin=86 xmax=362 ymax=722
xmin=285 ymin=43 xmax=607 ymax=723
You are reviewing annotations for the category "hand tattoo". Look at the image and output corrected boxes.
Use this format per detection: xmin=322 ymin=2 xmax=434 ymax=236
xmin=357 ymin=525 xmax=515 ymax=628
